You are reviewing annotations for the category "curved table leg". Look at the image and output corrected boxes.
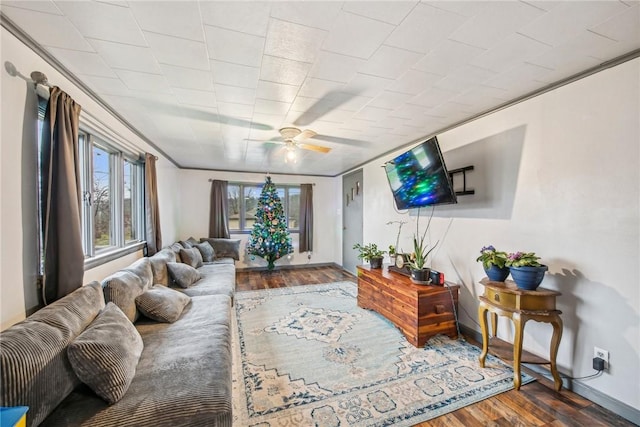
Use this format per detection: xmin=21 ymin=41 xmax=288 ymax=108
xmin=512 ymin=313 xmax=527 ymax=390
xmin=478 ymin=303 xmax=489 ymax=368
xmin=549 ymin=314 xmax=564 ymax=391
xmin=490 ymin=312 xmax=498 ymax=337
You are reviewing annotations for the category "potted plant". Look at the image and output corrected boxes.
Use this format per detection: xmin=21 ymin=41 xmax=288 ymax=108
xmin=506 ymin=251 xmax=548 ymax=290
xmin=353 ymin=243 xmax=386 ymax=269
xmin=476 ymin=245 xmax=510 ymax=281
xmin=407 ymin=233 xmax=437 ymax=283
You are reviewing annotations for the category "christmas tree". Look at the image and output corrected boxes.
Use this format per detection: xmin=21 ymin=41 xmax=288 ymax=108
xmin=247 ymin=176 xmax=293 ymax=270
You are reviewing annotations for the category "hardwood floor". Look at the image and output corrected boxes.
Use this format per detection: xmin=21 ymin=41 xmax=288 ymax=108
xmin=236 ymin=265 xmax=634 ymax=427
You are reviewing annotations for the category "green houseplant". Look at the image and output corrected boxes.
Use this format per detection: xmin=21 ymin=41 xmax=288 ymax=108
xmin=353 ymin=243 xmax=386 ymax=269
xmin=476 ymin=245 xmax=510 ymax=281
xmin=506 ymin=251 xmax=548 ymax=290
xmin=407 ymin=233 xmax=437 ymax=283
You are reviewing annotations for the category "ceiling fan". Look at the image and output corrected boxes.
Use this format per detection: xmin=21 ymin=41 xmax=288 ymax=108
xmin=248 ymin=126 xmax=332 ymax=156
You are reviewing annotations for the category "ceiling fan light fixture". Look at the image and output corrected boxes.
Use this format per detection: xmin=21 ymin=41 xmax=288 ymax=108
xmin=279 ymin=127 xmax=301 ymax=140
xmin=285 ymin=145 xmax=297 ymax=163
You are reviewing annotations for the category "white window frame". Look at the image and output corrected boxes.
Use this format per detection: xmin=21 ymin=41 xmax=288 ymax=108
xmin=228 ymin=182 xmax=300 ymax=233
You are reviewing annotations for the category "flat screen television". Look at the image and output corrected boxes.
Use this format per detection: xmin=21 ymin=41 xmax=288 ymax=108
xmin=384 ymin=136 xmax=457 ymax=209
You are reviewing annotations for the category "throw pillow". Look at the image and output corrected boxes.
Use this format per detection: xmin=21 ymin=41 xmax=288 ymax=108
xmin=124 ymin=257 xmax=153 ymax=289
xmin=67 ymin=303 xmax=143 ymax=405
xmin=200 ymin=238 xmax=241 ymax=260
xmin=102 ymin=270 xmax=147 ymax=322
xmin=168 ymin=242 xmax=184 ymax=263
xmin=135 ymin=286 xmax=191 ymax=323
xmin=148 ymin=249 xmax=177 ymax=286
xmin=179 ymin=247 xmax=203 ymax=268
xmin=166 ymin=262 xmax=202 ymax=288
xmin=194 ymin=241 xmax=215 ymax=262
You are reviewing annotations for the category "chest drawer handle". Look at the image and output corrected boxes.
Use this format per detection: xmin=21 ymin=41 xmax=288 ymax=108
xmin=494 ymin=294 xmax=500 ymax=302
xmin=435 ymin=304 xmax=445 ymax=314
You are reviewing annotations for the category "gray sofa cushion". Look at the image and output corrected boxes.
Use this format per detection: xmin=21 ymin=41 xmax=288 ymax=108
xmin=149 ymin=249 xmax=176 ymax=286
xmin=200 ymin=238 xmax=240 ymax=260
xmin=179 ymin=237 xmax=198 ymax=248
xmin=167 ymin=262 xmax=202 ymax=288
xmin=124 ymin=258 xmax=153 ymax=288
xmin=179 ymin=247 xmax=203 ymax=268
xmin=167 ymin=242 xmax=184 ymax=263
xmin=0 ymin=282 xmax=104 ymax=427
xmin=194 ymin=241 xmax=215 ymax=262
xmin=68 ymin=303 xmax=143 ymax=405
xmin=102 ymin=270 xmax=148 ymax=322
xmin=177 ymin=263 xmax=235 ymax=303
xmin=42 ymin=295 xmax=233 ymax=427
xmin=135 ymin=286 xmax=191 ymax=323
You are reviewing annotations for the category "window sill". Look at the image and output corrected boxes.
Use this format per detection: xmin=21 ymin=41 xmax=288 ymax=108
xmin=84 ymin=241 xmax=146 ymax=270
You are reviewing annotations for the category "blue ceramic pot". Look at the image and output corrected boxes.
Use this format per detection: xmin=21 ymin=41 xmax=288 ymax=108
xmin=485 ymin=265 xmax=510 ymax=282
xmin=510 ymin=265 xmax=548 ymax=290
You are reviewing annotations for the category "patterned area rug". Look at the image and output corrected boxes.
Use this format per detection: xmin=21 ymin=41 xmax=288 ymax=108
xmin=232 ymin=282 xmax=533 ymax=426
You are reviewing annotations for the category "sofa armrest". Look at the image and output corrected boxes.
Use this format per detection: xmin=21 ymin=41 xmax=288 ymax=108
xmin=200 ymin=238 xmax=240 ymax=261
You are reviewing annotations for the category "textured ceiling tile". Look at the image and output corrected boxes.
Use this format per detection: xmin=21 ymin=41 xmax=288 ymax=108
xmin=344 ymin=73 xmax=394 ymax=98
xmin=589 ymin=4 xmax=640 ymax=43
xmin=264 ymin=19 xmax=327 ymax=63
xmin=519 ymin=1 xmax=628 ymax=47
xmin=1 ymin=6 xmax=94 ymax=51
xmin=88 ymin=39 xmax=162 ymax=74
xmin=115 ymin=69 xmax=171 ymax=93
xmin=449 ymin=1 xmax=545 ymax=49
xmin=307 ymin=50 xmax=367 ymax=83
xmin=422 ymin=1 xmax=490 ymax=18
xmin=269 ymin=2 xmax=343 ymax=30
xmin=55 ymin=1 xmax=147 ymax=46
xmin=128 ymin=1 xmax=203 ymax=41
xmin=200 ymin=1 xmax=271 ymax=37
xmin=80 ymin=75 xmax=131 ymax=96
xmin=470 ymin=33 xmax=550 ymax=73
xmin=160 ymin=64 xmax=213 ymax=91
xmin=369 ymin=91 xmax=415 ymax=110
xmin=172 ymin=88 xmax=217 ymax=108
xmin=216 ymin=102 xmax=254 ymax=119
xmin=211 ymin=61 xmax=260 ymax=89
xmin=408 ymin=87 xmax=459 ymax=108
xmin=342 ymin=1 xmax=417 ymax=25
xmin=204 ymin=26 xmax=265 ymax=67
xmin=144 ymin=32 xmax=209 ymax=71
xmin=298 ymin=78 xmax=346 ymax=99
xmin=260 ymin=55 xmax=312 ymax=86
xmin=253 ymin=99 xmax=291 ymax=116
xmin=355 ymin=106 xmax=393 ymax=121
xmin=413 ymin=39 xmax=486 ymax=75
xmin=1 ymin=1 xmax=62 ymax=15
xmin=322 ymin=11 xmax=395 ymax=59
xmin=45 ymin=47 xmax=116 ymax=77
xmin=359 ymin=45 xmax=424 ymax=80
xmin=387 ymin=69 xmax=444 ymax=95
xmin=434 ymin=65 xmax=496 ymax=93
xmin=484 ymin=62 xmax=554 ymax=92
xmin=256 ymin=81 xmax=300 ymax=103
xmin=385 ymin=3 xmax=469 ymax=53
xmin=214 ymin=84 xmax=256 ymax=105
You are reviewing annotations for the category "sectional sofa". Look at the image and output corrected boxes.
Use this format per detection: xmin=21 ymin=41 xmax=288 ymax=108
xmin=0 ymin=237 xmax=240 ymax=427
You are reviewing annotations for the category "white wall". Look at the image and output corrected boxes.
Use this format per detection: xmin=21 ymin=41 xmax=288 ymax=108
xmin=0 ymin=28 xmax=180 ymax=329
xmin=360 ymin=59 xmax=639 ymax=410
xmin=178 ymin=169 xmax=342 ymax=269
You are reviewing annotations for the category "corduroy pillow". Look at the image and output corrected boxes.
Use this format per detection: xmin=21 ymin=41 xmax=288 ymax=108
xmin=135 ymin=286 xmax=191 ymax=323
xmin=168 ymin=242 xmax=184 ymax=263
xmin=124 ymin=257 xmax=153 ymax=288
xmin=179 ymin=247 xmax=203 ymax=268
xmin=148 ymin=248 xmax=176 ymax=286
xmin=194 ymin=241 xmax=215 ymax=262
xmin=167 ymin=262 xmax=202 ymax=288
xmin=102 ymin=270 xmax=148 ymax=322
xmin=67 ymin=303 xmax=143 ymax=405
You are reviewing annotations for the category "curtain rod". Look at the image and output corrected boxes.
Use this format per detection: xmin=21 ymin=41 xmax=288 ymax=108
xmin=208 ymin=179 xmax=314 ymax=185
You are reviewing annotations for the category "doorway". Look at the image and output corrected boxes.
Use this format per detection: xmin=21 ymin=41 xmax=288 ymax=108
xmin=342 ymin=169 xmax=363 ymax=274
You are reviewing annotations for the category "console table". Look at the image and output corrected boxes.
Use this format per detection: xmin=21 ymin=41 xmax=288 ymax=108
xmin=478 ymin=278 xmax=563 ymax=391
xmin=356 ymin=265 xmax=459 ymax=347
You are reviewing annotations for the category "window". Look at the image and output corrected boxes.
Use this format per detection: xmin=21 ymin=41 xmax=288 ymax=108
xmin=36 ymin=101 xmax=144 ymax=269
xmin=228 ymin=182 xmax=300 ymax=232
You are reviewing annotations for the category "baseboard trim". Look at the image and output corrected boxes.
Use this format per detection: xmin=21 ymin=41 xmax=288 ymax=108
xmin=237 ymin=262 xmax=353 ymax=274
xmin=458 ymin=324 xmax=640 ymax=425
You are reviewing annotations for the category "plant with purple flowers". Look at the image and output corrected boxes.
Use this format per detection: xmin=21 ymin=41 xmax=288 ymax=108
xmin=505 ymin=251 xmax=542 ymax=267
xmin=476 ymin=245 xmax=508 ymax=269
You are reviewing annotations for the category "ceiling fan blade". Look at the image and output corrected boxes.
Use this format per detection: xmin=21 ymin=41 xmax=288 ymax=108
xmin=298 ymin=143 xmax=331 ymax=154
xmin=293 ymin=90 xmax=361 ymax=127
xmin=295 ymin=129 xmax=317 ymax=141
xmin=312 ymin=135 xmax=367 ymax=147
xmin=246 ymin=138 xmax=285 ymax=145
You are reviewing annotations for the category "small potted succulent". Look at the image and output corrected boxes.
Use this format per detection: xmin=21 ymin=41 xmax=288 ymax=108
xmin=476 ymin=245 xmax=510 ymax=282
xmin=506 ymin=251 xmax=548 ymax=290
xmin=407 ymin=233 xmax=437 ymax=283
xmin=353 ymin=243 xmax=386 ymax=269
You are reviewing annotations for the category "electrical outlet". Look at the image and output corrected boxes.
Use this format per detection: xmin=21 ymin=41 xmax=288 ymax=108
xmin=307 ymin=252 xmax=312 ymax=260
xmin=594 ymin=347 xmax=609 ymax=369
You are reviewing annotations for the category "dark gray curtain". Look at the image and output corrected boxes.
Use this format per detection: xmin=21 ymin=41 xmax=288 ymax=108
xmin=40 ymin=86 xmax=83 ymax=304
xmin=209 ymin=180 xmax=230 ymax=238
xmin=299 ymin=184 xmax=313 ymax=252
xmin=144 ymin=153 xmax=162 ymax=255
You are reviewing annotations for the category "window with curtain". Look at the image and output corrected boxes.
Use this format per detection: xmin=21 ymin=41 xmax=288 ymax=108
xmin=227 ymin=182 xmax=300 ymax=233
